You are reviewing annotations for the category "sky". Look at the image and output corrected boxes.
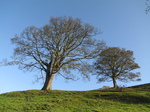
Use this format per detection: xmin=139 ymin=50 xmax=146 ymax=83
xmin=0 ymin=0 xmax=150 ymax=94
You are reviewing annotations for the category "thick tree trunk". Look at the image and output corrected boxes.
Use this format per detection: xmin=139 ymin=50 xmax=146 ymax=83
xmin=112 ymin=77 xmax=118 ymax=88
xmin=41 ymin=74 xmax=55 ymax=90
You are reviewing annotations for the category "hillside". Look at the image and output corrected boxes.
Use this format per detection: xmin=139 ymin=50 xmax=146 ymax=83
xmin=128 ymin=83 xmax=150 ymax=89
xmin=0 ymin=87 xmax=150 ymax=112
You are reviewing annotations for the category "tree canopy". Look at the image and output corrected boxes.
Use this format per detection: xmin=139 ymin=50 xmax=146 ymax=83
xmin=94 ymin=47 xmax=141 ymax=88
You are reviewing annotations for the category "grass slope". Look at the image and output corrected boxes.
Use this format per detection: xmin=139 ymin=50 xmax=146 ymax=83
xmin=0 ymin=88 xmax=150 ymax=111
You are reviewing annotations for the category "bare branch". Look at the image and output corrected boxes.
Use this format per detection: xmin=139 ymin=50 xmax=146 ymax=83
xmin=58 ymin=72 xmax=79 ymax=81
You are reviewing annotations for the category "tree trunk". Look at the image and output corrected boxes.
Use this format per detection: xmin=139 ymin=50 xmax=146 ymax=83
xmin=112 ymin=77 xmax=118 ymax=88
xmin=41 ymin=74 xmax=55 ymax=90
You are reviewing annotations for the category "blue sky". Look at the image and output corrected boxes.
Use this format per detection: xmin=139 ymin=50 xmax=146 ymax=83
xmin=0 ymin=0 xmax=150 ymax=94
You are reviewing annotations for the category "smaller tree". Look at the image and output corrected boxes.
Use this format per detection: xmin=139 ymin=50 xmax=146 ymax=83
xmin=94 ymin=47 xmax=141 ymax=88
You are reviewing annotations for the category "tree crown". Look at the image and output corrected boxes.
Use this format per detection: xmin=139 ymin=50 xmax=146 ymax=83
xmin=5 ymin=16 xmax=105 ymax=81
xmin=94 ymin=47 xmax=141 ymax=83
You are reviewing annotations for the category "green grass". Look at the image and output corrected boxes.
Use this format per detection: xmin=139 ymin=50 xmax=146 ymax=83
xmin=0 ymin=88 xmax=150 ymax=111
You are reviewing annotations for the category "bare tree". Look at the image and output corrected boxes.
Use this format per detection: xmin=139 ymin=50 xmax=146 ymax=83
xmin=4 ymin=16 xmax=105 ymax=90
xmin=94 ymin=47 xmax=141 ymax=88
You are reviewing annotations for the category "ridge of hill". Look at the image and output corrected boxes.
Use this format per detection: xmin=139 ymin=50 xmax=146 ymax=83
xmin=128 ymin=83 xmax=150 ymax=89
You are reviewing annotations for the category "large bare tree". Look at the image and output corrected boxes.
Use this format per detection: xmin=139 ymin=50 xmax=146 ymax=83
xmin=94 ymin=47 xmax=141 ymax=88
xmin=4 ymin=16 xmax=105 ymax=90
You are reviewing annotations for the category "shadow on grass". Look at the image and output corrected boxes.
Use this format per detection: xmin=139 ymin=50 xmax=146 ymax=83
xmin=89 ymin=92 xmax=150 ymax=104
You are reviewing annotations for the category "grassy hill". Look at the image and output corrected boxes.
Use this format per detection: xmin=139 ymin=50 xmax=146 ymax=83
xmin=0 ymin=86 xmax=150 ymax=111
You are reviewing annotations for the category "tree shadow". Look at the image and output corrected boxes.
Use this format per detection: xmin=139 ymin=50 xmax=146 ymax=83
xmin=91 ymin=92 xmax=150 ymax=104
